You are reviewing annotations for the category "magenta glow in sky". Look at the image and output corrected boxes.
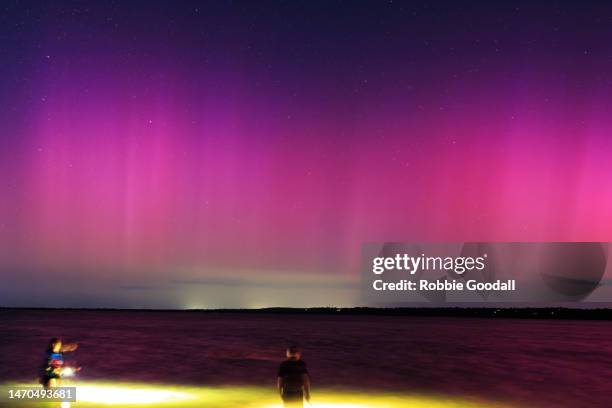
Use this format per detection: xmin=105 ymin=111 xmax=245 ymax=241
xmin=2 ymin=1 xmax=612 ymax=308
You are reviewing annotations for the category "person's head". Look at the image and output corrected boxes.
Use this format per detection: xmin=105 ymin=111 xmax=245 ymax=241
xmin=48 ymin=338 xmax=62 ymax=353
xmin=286 ymin=345 xmax=301 ymax=360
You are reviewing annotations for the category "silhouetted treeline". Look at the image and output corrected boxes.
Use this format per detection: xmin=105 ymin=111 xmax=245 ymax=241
xmin=2 ymin=307 xmax=612 ymax=320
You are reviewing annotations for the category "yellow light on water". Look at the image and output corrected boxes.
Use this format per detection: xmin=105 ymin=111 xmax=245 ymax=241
xmin=76 ymin=385 xmax=195 ymax=404
xmin=2 ymin=382 xmax=513 ymax=408
xmin=262 ymin=404 xmax=371 ymax=408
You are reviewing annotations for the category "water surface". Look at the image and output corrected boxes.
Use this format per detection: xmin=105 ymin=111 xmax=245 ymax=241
xmin=2 ymin=310 xmax=610 ymax=407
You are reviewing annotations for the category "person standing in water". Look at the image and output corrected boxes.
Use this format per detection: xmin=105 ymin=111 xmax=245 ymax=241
xmin=277 ymin=345 xmax=311 ymax=407
xmin=39 ymin=338 xmax=79 ymax=389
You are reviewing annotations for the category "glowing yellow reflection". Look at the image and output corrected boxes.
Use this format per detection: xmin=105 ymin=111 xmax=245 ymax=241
xmin=3 ymin=382 xmax=513 ymax=408
xmin=76 ymin=385 xmax=195 ymax=404
xmin=261 ymin=404 xmax=371 ymax=408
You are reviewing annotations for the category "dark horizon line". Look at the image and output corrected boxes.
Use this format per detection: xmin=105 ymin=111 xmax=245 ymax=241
xmin=2 ymin=306 xmax=612 ymax=320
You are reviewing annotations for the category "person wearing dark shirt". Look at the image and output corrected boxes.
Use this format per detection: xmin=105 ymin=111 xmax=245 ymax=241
xmin=277 ymin=345 xmax=311 ymax=407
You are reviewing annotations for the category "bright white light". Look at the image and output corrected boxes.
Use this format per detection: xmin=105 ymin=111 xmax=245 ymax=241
xmin=76 ymin=385 xmax=195 ymax=404
xmin=261 ymin=404 xmax=372 ymax=408
xmin=306 ymin=405 xmax=371 ymax=408
xmin=62 ymin=367 xmax=75 ymax=377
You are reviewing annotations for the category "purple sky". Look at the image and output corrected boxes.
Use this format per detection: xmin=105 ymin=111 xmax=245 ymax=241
xmin=2 ymin=1 xmax=612 ymax=307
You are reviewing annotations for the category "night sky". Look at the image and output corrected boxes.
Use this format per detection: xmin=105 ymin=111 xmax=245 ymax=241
xmin=2 ymin=1 xmax=612 ymax=308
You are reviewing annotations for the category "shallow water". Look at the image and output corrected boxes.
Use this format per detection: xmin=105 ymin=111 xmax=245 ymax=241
xmin=1 ymin=310 xmax=611 ymax=407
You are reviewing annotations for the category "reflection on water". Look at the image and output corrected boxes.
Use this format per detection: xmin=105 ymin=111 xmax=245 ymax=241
xmin=2 ymin=310 xmax=612 ymax=408
xmin=2 ymin=382 xmax=511 ymax=408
